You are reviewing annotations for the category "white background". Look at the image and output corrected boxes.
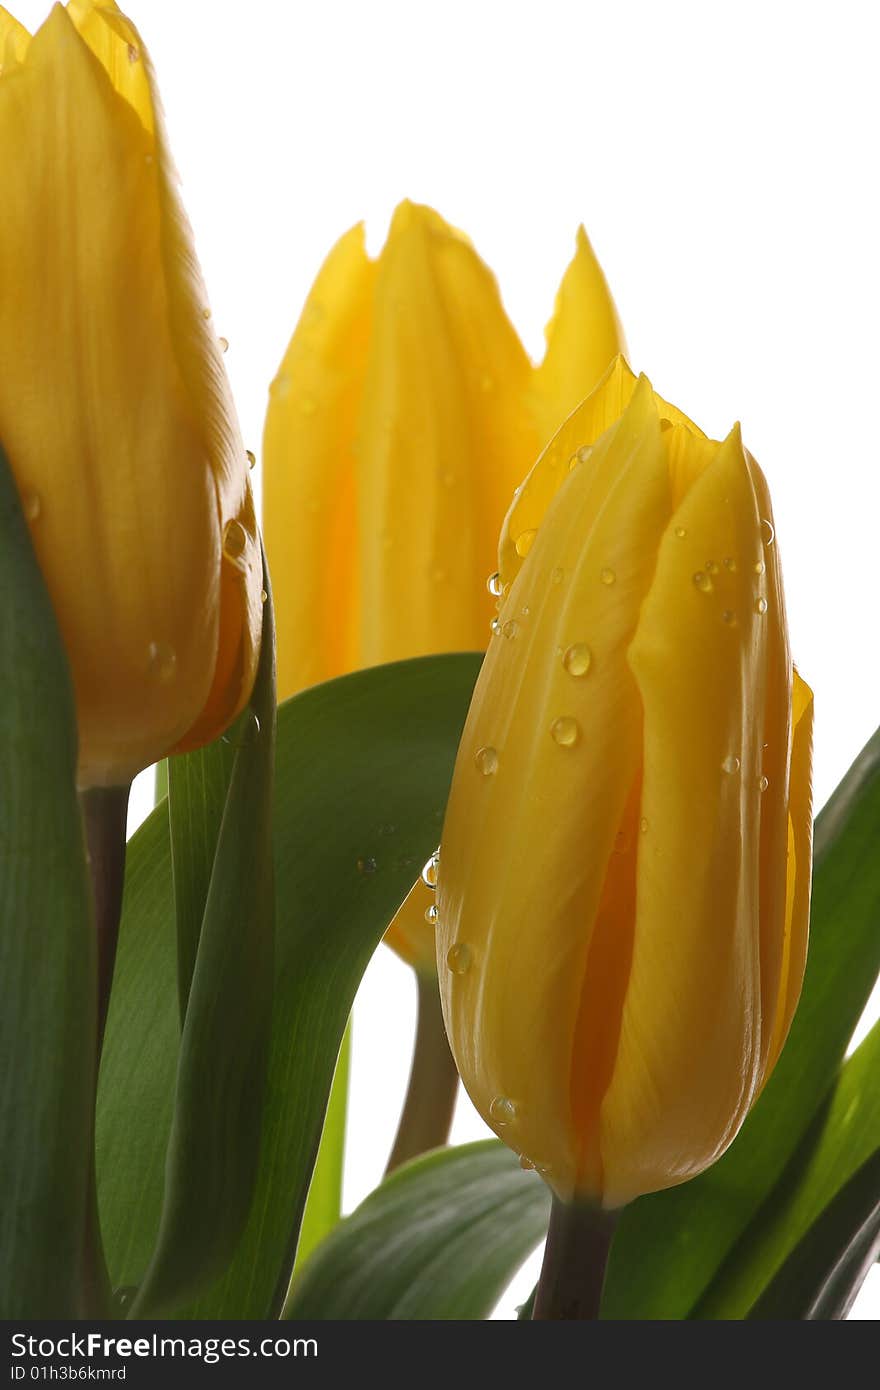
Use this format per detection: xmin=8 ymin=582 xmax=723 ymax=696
xmin=15 ymin=0 xmax=880 ymax=1317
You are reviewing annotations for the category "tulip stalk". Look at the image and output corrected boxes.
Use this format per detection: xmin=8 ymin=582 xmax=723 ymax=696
xmin=385 ymin=974 xmax=460 ymax=1174
xmin=80 ymin=785 xmax=130 ymax=1047
xmin=532 ymin=1198 xmax=619 ymax=1320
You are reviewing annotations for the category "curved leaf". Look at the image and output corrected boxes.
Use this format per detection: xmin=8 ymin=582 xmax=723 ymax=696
xmin=292 ymin=1023 xmax=351 ymax=1277
xmin=604 ymin=726 xmax=880 ymax=1318
xmin=284 ymin=1141 xmax=550 ymax=1320
xmin=96 ymin=653 xmax=481 ymax=1316
xmin=0 ymin=445 xmax=96 ymax=1317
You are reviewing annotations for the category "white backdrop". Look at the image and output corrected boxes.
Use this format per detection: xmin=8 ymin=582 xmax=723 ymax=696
xmin=14 ymin=0 xmax=879 ymax=1317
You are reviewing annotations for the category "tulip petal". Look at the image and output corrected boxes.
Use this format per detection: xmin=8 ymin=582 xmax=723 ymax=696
xmin=0 ymin=5 xmax=29 ymax=64
xmin=262 ymin=223 xmax=376 ymax=698
xmin=0 ymin=8 xmax=259 ymax=784
xmin=67 ymin=0 xmax=154 ymax=131
xmin=532 ymin=225 xmax=627 ymax=442
xmin=601 ymin=425 xmax=772 ymax=1207
xmin=438 ymin=379 xmax=672 ymax=1195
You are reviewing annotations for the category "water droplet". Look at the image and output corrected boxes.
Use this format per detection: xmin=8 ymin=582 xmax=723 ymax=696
xmin=147 ymin=641 xmax=176 ymax=683
xmin=22 ymin=490 xmax=41 ymax=523
xmin=723 ymin=557 xmax=737 ymax=572
xmin=722 ymin=755 xmax=741 ymax=775
xmin=261 ymin=589 xmax=268 ymax=604
xmin=563 ymin=643 xmax=592 ymax=677
xmin=521 ymin=605 xmax=530 ymax=618
xmin=475 ymin=746 xmax=499 ymax=776
xmin=551 ymin=566 xmax=564 ymax=585
xmin=223 ymin=519 xmax=249 ymax=565
xmin=600 ymin=567 xmax=616 ymax=586
xmin=754 ymin=560 xmax=765 ymax=575
xmin=675 ymin=526 xmax=687 ymax=539
xmin=489 ymin=1096 xmax=517 ymax=1127
xmin=577 ymin=445 xmax=592 ymax=463
xmin=487 ymin=571 xmax=503 ymax=597
xmin=639 ymin=817 xmax=649 ymax=834
xmin=705 ymin=560 xmax=719 ymax=574
xmin=246 ymin=449 xmax=256 ymax=469
xmin=201 ymin=307 xmax=211 ymax=320
xmin=421 ymin=850 xmax=440 ymax=889
xmin=761 ymin=518 xmax=775 ymax=546
xmin=722 ymin=609 xmax=737 ymax=625
xmin=515 ymin=529 xmax=537 ymax=558
xmin=127 ymin=42 xmax=139 ymax=63
xmin=356 ymin=856 xmax=377 ymax=875
xmin=446 ymin=942 xmax=472 ymax=975
xmin=218 ymin=335 xmax=229 ymax=353
xmin=519 ymin=1155 xmax=535 ymax=1171
xmin=755 ymin=597 xmax=768 ymax=615
xmin=425 ymin=903 xmax=439 ymax=925
xmin=758 ymin=775 xmax=770 ymax=793
xmin=568 ymin=453 xmax=579 ymax=473
xmin=489 ymin=617 xmax=500 ymax=636
xmin=300 ymin=394 xmax=317 ymax=416
xmin=222 ymin=710 xmax=261 ymax=747
xmin=693 ymin=571 xmax=713 ymax=593
xmin=501 ymin=619 xmax=519 ymax=640
xmin=551 ymin=716 xmax=580 ymax=748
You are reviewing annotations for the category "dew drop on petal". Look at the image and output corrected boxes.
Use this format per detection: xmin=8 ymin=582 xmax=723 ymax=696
xmin=261 ymin=589 xmax=268 ymax=604
xmin=246 ymin=449 xmax=256 ymax=469
xmin=754 ymin=560 xmax=765 ymax=575
xmin=487 ymin=571 xmax=503 ymax=597
xmin=755 ymin=596 xmax=768 ymax=615
xmin=515 ymin=529 xmax=537 ymax=558
xmin=724 ymin=557 xmax=737 ymax=572
xmin=223 ymin=519 xmax=249 ymax=564
xmin=722 ymin=609 xmax=737 ymax=625
xmin=563 ymin=643 xmax=592 ymax=677
xmin=489 ymin=1096 xmax=517 ymax=1127
xmin=705 ymin=560 xmax=719 ymax=574
xmin=759 ymin=775 xmax=770 ymax=793
xmin=147 ymin=641 xmax=176 ymax=684
xmin=475 ymin=746 xmax=499 ymax=776
xmin=501 ymin=619 xmax=519 ymax=640
xmin=693 ymin=571 xmax=713 ymax=593
xmin=551 ymin=566 xmax=565 ymax=585
xmin=675 ymin=526 xmax=687 ymax=539
xmin=425 ymin=903 xmax=439 ymax=925
xmin=519 ymin=1155 xmax=535 ymax=1171
xmin=761 ymin=518 xmax=775 ymax=546
xmin=600 ymin=567 xmax=616 ymax=586
xmin=127 ymin=42 xmax=139 ymax=63
xmin=446 ymin=942 xmax=473 ymax=975
xmin=577 ymin=445 xmax=592 ymax=463
xmin=639 ymin=817 xmax=649 ymax=834
xmin=722 ymin=754 xmax=741 ymax=775
xmin=489 ymin=617 xmax=500 ymax=636
xmin=218 ymin=336 xmax=229 ymax=353
xmin=201 ymin=307 xmax=211 ymax=320
xmin=421 ymin=849 xmax=440 ymax=889
xmin=551 ymin=716 xmax=580 ymax=747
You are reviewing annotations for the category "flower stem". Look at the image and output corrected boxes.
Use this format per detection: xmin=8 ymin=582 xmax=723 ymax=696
xmin=79 ymin=783 xmax=130 ymax=1317
xmin=532 ymin=1194 xmax=619 ymax=1319
xmin=385 ymin=972 xmax=459 ymax=1174
xmin=80 ymin=785 xmax=130 ymax=1047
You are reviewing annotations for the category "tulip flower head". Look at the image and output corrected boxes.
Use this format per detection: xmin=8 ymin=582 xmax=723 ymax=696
xmin=436 ymin=358 xmax=813 ymax=1208
xmin=0 ymin=2 xmax=262 ymax=788
xmin=264 ymin=201 xmax=625 ymax=969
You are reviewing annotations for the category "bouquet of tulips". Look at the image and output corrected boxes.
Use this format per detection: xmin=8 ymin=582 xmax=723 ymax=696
xmin=2 ymin=1 xmax=879 ymax=1330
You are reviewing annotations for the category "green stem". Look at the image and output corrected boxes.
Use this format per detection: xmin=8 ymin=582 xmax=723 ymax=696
xmin=532 ymin=1195 xmax=619 ymax=1320
xmin=385 ymin=972 xmax=459 ymax=1175
xmin=79 ymin=783 xmax=131 ymax=1317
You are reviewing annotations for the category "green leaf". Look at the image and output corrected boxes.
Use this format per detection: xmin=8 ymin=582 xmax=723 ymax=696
xmin=290 ymin=1022 xmax=351 ymax=1281
xmin=129 ymin=575 xmax=277 ymax=1316
xmin=603 ymin=727 xmax=880 ymax=1319
xmin=96 ymin=653 xmax=481 ymax=1316
xmin=695 ymin=1020 xmax=880 ymax=1318
xmin=0 ymin=446 xmax=96 ymax=1317
xmin=284 ymin=1141 xmax=550 ymax=1320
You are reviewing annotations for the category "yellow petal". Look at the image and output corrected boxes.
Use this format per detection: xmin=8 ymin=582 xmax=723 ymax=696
xmin=262 ymin=222 xmax=376 ymax=700
xmin=532 ymin=225 xmax=627 ymax=443
xmin=600 ymin=425 xmax=773 ymax=1207
xmin=437 ymin=379 xmax=672 ymax=1196
xmin=383 ymin=879 xmax=441 ymax=976
xmin=66 ymin=0 xmax=153 ymax=131
xmin=0 ymin=5 xmax=30 ymax=64
xmin=0 ymin=7 xmax=259 ymax=785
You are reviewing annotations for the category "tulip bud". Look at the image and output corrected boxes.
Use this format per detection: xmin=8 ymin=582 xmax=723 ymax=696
xmin=264 ymin=201 xmax=625 ymax=968
xmin=0 ymin=2 xmax=262 ymax=789
xmin=436 ymin=358 xmax=813 ymax=1207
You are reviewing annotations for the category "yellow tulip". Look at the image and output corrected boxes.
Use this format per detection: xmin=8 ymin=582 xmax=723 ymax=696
xmin=264 ymin=201 xmax=624 ymax=969
xmin=0 ymin=2 xmax=262 ymax=789
xmin=435 ymin=358 xmax=813 ymax=1208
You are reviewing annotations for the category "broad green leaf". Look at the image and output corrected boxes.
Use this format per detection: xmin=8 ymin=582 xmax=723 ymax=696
xmin=96 ymin=653 xmax=481 ymax=1316
xmin=284 ymin=1142 xmax=550 ymax=1320
xmin=695 ymin=1020 xmax=880 ymax=1318
xmin=604 ymin=727 xmax=880 ymax=1319
xmin=0 ymin=446 xmax=96 ymax=1317
xmin=291 ymin=1023 xmax=351 ymax=1279
xmin=130 ymin=580 xmax=276 ymax=1316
